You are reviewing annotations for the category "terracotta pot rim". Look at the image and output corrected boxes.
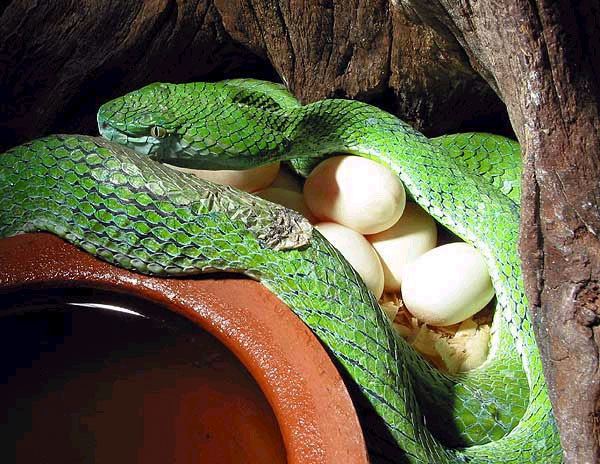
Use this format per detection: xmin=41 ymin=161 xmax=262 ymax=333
xmin=0 ymin=233 xmax=368 ymax=464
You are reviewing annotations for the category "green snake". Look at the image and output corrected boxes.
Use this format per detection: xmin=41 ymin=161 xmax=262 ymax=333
xmin=0 ymin=79 xmax=562 ymax=463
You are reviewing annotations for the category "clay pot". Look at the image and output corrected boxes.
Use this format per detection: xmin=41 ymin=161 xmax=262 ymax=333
xmin=0 ymin=233 xmax=368 ymax=463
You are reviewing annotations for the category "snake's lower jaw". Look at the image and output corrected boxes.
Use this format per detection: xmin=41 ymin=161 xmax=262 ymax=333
xmin=98 ymin=125 xmax=159 ymax=158
xmin=98 ymin=122 xmax=122 ymax=144
xmin=98 ymin=123 xmax=193 ymax=165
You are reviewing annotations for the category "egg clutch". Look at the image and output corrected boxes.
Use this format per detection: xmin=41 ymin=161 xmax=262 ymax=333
xmin=167 ymin=156 xmax=495 ymax=372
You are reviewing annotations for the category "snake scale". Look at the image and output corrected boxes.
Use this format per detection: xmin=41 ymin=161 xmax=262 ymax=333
xmin=0 ymin=79 xmax=562 ymax=463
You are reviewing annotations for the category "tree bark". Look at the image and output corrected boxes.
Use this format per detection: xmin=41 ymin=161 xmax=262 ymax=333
xmin=1 ymin=0 xmax=599 ymax=462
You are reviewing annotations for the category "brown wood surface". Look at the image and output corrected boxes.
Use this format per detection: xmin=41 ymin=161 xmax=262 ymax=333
xmin=1 ymin=1 xmax=599 ymax=462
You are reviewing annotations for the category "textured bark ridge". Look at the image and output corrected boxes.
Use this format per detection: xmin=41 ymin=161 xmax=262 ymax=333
xmin=1 ymin=1 xmax=599 ymax=461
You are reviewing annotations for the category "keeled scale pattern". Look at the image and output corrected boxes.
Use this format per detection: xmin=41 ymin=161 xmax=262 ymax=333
xmin=0 ymin=135 xmax=312 ymax=275
xmin=431 ymin=132 xmax=522 ymax=204
xmin=98 ymin=80 xmax=302 ymax=170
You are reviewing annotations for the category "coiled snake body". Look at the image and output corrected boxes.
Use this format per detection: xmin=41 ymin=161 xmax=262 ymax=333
xmin=0 ymin=79 xmax=562 ymax=463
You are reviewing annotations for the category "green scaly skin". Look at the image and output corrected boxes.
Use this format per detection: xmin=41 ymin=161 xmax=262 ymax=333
xmin=0 ymin=79 xmax=561 ymax=463
xmin=431 ymin=132 xmax=521 ymax=205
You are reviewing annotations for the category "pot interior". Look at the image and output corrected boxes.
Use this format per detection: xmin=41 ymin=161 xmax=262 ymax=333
xmin=0 ymin=288 xmax=287 ymax=463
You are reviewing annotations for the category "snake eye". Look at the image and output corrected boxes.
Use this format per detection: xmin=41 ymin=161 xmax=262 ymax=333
xmin=150 ymin=126 xmax=167 ymax=138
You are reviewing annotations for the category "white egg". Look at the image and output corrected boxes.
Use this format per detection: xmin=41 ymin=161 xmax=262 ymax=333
xmin=315 ymin=222 xmax=384 ymax=299
xmin=164 ymin=162 xmax=280 ymax=192
xmin=269 ymin=165 xmax=304 ymax=192
xmin=303 ymin=156 xmax=406 ymax=234
xmin=367 ymin=203 xmax=437 ymax=292
xmin=401 ymin=242 xmax=495 ymax=326
xmin=256 ymin=188 xmax=316 ymax=223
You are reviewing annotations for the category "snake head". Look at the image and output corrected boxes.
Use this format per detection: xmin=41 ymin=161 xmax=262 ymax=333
xmin=98 ymin=80 xmax=294 ymax=170
xmin=97 ymin=83 xmax=181 ymax=157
